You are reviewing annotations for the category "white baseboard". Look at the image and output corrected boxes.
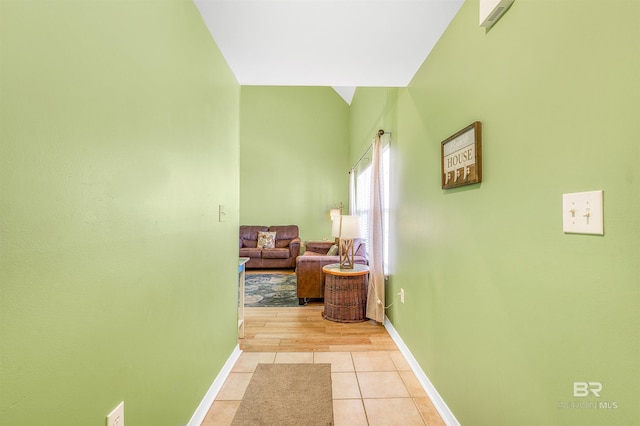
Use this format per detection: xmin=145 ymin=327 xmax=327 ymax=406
xmin=384 ymin=317 xmax=460 ymax=426
xmin=187 ymin=344 xmax=243 ymax=426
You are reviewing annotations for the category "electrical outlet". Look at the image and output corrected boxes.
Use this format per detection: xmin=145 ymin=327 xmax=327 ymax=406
xmin=400 ymin=288 xmax=405 ymax=304
xmin=106 ymin=401 xmax=124 ymax=426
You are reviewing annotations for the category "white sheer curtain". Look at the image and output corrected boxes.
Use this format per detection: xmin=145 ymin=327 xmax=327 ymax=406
xmin=365 ymin=134 xmax=385 ymax=323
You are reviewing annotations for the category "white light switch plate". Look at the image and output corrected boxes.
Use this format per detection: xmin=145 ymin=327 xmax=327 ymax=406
xmin=562 ymin=190 xmax=604 ymax=235
xmin=107 ymin=401 xmax=124 ymax=426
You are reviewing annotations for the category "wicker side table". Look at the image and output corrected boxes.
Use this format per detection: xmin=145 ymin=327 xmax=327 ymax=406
xmin=322 ymin=263 xmax=369 ymax=323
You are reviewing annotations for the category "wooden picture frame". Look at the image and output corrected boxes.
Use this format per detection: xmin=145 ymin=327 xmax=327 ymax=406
xmin=441 ymin=121 xmax=482 ymax=189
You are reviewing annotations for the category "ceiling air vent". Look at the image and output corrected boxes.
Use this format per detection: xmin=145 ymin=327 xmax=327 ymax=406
xmin=480 ymin=0 xmax=515 ymax=28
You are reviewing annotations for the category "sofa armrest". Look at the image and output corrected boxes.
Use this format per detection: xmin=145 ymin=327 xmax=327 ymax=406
xmin=296 ymin=253 xmax=368 ymax=300
xmin=305 ymin=241 xmax=335 ymax=254
xmin=297 ymin=254 xmax=367 ymax=265
xmin=289 ymin=237 xmax=301 ymax=257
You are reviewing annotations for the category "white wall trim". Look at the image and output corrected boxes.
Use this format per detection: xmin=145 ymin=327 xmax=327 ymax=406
xmin=187 ymin=344 xmax=243 ymax=426
xmin=384 ymin=317 xmax=460 ymax=426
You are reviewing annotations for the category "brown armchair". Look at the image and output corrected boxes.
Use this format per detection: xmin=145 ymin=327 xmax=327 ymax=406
xmin=295 ymin=239 xmax=367 ymax=305
xmin=239 ymin=225 xmax=301 ymax=269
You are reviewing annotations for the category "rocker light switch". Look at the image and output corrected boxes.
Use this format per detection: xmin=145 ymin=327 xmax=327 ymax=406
xmin=219 ymin=204 xmax=227 ymax=222
xmin=562 ymin=191 xmax=604 ymax=235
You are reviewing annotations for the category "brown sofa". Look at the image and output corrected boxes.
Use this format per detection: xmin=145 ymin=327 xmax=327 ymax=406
xmin=239 ymin=225 xmax=301 ymax=269
xmin=295 ymin=239 xmax=367 ymax=305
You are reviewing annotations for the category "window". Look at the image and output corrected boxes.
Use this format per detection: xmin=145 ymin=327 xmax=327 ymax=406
xmin=354 ymin=144 xmax=390 ymax=272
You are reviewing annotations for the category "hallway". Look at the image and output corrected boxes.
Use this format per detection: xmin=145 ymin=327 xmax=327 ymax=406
xmin=201 ymin=305 xmax=446 ymax=425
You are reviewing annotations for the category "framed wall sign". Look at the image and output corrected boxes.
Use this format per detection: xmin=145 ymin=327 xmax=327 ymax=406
xmin=441 ymin=121 xmax=482 ymax=189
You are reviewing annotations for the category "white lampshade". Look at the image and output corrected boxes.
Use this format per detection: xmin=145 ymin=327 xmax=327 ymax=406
xmin=331 ymin=217 xmax=340 ymax=238
xmin=331 ymin=215 xmax=361 ymax=239
xmin=329 ymin=209 xmax=341 ymax=221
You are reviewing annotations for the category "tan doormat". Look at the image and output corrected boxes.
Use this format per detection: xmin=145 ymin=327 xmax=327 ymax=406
xmin=231 ymin=363 xmax=334 ymax=426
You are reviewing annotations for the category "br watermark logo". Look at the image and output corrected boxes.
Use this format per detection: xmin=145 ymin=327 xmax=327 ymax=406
xmin=557 ymin=382 xmax=618 ymax=410
xmin=573 ymin=382 xmax=602 ymax=397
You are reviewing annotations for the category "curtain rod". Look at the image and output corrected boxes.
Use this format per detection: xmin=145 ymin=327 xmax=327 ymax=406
xmin=350 ymin=129 xmax=391 ymax=172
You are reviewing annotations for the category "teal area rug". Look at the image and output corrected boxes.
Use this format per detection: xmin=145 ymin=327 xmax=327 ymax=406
xmin=244 ymin=273 xmax=299 ymax=307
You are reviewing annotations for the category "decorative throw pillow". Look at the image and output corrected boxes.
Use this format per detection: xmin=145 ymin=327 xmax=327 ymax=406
xmin=327 ymin=244 xmax=339 ymax=256
xmin=257 ymin=231 xmax=276 ymax=249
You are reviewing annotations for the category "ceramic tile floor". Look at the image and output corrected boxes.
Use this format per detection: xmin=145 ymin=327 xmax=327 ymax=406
xmin=201 ymin=350 xmax=446 ymax=426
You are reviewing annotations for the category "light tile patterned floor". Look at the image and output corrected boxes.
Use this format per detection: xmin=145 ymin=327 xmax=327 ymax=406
xmin=201 ymin=300 xmax=446 ymax=425
xmin=201 ymin=350 xmax=446 ymax=425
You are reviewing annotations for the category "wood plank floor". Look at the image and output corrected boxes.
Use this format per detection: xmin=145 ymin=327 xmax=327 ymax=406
xmin=221 ymin=272 xmax=447 ymax=425
xmin=239 ymin=303 xmax=399 ymax=352
xmin=207 ymin=305 xmax=447 ymax=425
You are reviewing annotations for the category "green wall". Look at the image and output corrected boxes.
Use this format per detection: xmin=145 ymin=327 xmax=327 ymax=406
xmin=349 ymin=88 xmax=398 ymax=164
xmin=349 ymin=1 xmax=639 ymax=425
xmin=240 ymin=86 xmax=350 ymax=241
xmin=0 ymin=1 xmax=240 ymax=425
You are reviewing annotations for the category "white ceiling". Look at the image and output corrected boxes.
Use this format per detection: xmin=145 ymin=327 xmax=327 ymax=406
xmin=194 ymin=0 xmax=464 ymax=103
